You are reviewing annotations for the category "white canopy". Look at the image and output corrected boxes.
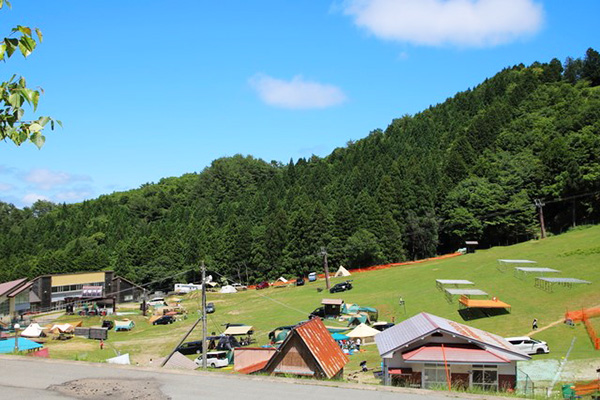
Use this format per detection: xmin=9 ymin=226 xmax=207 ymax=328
xmin=219 ymin=285 xmax=237 ymax=294
xmin=223 ymin=325 xmax=253 ymax=335
xmin=347 ymin=323 xmax=380 ymax=343
xmin=276 ymin=277 xmax=288 ymax=283
xmin=334 ymin=266 xmax=351 ymax=277
xmin=21 ymin=323 xmax=44 ymax=338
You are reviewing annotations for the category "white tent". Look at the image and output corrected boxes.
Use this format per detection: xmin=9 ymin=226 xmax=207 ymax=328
xmin=347 ymin=323 xmax=380 ymax=344
xmin=276 ymin=277 xmax=288 ymax=283
xmin=107 ymin=353 xmax=131 ymax=365
xmin=334 ymin=265 xmax=351 ymax=277
xmin=219 ymin=285 xmax=237 ymax=294
xmin=21 ymin=323 xmax=44 ymax=338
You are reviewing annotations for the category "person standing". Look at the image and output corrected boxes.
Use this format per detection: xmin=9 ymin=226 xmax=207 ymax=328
xmin=532 ymin=318 xmax=538 ymax=330
xmin=355 ymin=337 xmax=361 ymax=351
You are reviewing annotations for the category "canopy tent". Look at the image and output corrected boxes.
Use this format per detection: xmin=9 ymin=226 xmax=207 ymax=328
xmin=347 ymin=323 xmax=380 ymax=344
xmin=435 ymin=279 xmax=474 ymax=291
xmin=219 ymin=285 xmax=237 ymax=294
xmin=0 ymin=337 xmax=43 ymax=353
xmin=276 ymin=277 xmax=288 ymax=283
xmin=444 ymin=288 xmax=488 ymax=303
xmin=49 ymin=323 xmax=75 ymax=334
xmin=106 ymin=353 xmax=131 ymax=365
xmin=346 ymin=313 xmax=369 ymax=326
xmin=497 ymin=259 xmax=536 ymax=272
xmin=331 ymin=332 xmax=350 ymax=341
xmin=535 ymin=277 xmax=592 ymax=293
xmin=21 ymin=323 xmax=45 ymax=338
xmin=459 ymin=295 xmax=511 ymax=312
xmin=334 ymin=266 xmax=351 ymax=277
xmin=514 ymin=267 xmax=561 ymax=279
xmin=223 ymin=325 xmax=254 ymax=336
xmin=115 ymin=319 xmax=135 ymax=331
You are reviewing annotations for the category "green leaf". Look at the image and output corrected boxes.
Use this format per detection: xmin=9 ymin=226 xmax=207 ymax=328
xmin=12 ymin=25 xmax=32 ymax=36
xmin=8 ymin=91 xmax=22 ymax=108
xmin=31 ymin=131 xmax=45 ymax=149
xmin=4 ymin=38 xmax=18 ymax=58
xmin=0 ymin=44 xmax=5 ymax=61
xmin=35 ymin=28 xmax=43 ymax=43
xmin=18 ymin=36 xmax=36 ymax=57
xmin=38 ymin=116 xmax=51 ymax=127
xmin=28 ymin=122 xmax=43 ymax=133
xmin=31 ymin=90 xmax=40 ymax=111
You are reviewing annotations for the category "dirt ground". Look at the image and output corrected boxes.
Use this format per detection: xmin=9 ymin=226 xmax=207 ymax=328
xmin=49 ymin=378 xmax=169 ymax=400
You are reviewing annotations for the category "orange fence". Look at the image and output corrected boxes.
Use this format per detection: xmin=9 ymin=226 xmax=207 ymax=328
xmin=575 ymin=379 xmax=600 ymax=396
xmin=566 ymin=307 xmax=600 ymax=350
xmin=247 ymin=252 xmax=463 ymax=290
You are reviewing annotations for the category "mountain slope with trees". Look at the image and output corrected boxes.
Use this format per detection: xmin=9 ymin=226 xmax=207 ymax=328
xmin=1 ymin=49 xmax=599 ymax=290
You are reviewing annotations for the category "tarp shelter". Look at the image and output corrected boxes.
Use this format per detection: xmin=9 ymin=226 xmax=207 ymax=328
xmin=0 ymin=337 xmax=43 ymax=353
xmin=514 ymin=267 xmax=560 ymax=279
xmin=444 ymin=288 xmax=488 ymax=303
xmin=21 ymin=323 xmax=44 ymax=338
xmin=326 ymin=326 xmax=350 ymax=333
xmin=223 ymin=325 xmax=254 ymax=336
xmin=107 ymin=353 xmax=131 ymax=365
xmin=219 ymin=285 xmax=237 ymax=294
xmin=535 ymin=277 xmax=592 ymax=293
xmin=115 ymin=319 xmax=135 ymax=331
xmin=276 ymin=277 xmax=288 ymax=283
xmin=334 ymin=266 xmax=351 ymax=277
xmin=497 ymin=259 xmax=536 ymax=272
xmin=346 ymin=313 xmax=369 ymax=326
xmin=435 ymin=279 xmax=474 ymax=291
xmin=347 ymin=323 xmax=380 ymax=344
xmin=49 ymin=323 xmax=75 ymax=334
xmin=342 ymin=303 xmax=359 ymax=314
xmin=331 ymin=332 xmax=350 ymax=341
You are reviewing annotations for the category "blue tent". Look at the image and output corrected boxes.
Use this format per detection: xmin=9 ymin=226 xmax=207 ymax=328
xmin=331 ymin=332 xmax=350 ymax=341
xmin=0 ymin=338 xmax=43 ymax=353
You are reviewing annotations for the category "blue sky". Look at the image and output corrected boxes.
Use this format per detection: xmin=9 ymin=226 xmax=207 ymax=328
xmin=0 ymin=0 xmax=598 ymax=207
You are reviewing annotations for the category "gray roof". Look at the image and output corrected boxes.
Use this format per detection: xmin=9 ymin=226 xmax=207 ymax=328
xmin=375 ymin=312 xmax=529 ymax=361
xmin=536 ymin=277 xmax=591 ymax=284
xmin=444 ymin=288 xmax=488 ymax=296
xmin=435 ymin=279 xmax=474 ymax=285
xmin=515 ymin=267 xmax=560 ymax=273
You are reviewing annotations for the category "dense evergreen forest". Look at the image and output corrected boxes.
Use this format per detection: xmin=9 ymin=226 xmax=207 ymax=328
xmin=1 ymin=49 xmax=600 ymax=290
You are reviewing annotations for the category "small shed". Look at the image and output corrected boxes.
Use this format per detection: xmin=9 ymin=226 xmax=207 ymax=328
xmin=465 ymin=241 xmax=479 ymax=254
xmin=321 ymin=298 xmax=344 ymax=317
xmin=263 ymin=318 xmax=348 ymax=379
xmin=234 ymin=347 xmax=277 ymax=374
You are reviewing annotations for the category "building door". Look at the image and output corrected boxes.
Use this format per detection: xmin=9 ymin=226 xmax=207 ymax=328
xmin=423 ymin=363 xmax=449 ymax=389
xmin=471 ymin=365 xmax=498 ymax=391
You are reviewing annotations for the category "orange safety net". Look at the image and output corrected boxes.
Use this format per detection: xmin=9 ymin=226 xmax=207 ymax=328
xmin=459 ymin=296 xmax=511 ymax=309
xmin=575 ymin=380 xmax=600 ymax=396
xmin=565 ymin=307 xmax=600 ymax=323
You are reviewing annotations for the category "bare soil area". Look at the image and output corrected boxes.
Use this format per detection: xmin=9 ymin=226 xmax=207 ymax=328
xmin=49 ymin=378 xmax=169 ymax=400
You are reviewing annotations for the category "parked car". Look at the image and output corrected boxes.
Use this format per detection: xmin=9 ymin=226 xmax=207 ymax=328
xmin=372 ymin=322 xmax=394 ymax=332
xmin=505 ymin=336 xmax=550 ymax=355
xmin=194 ymin=351 xmax=229 ymax=368
xmin=206 ymin=302 xmax=215 ymax=314
xmin=256 ymin=281 xmax=269 ymax=290
xmin=232 ymin=283 xmax=247 ymax=291
xmin=308 ymin=272 xmax=317 ymax=282
xmin=296 ymin=277 xmax=305 ymax=286
xmin=152 ymin=315 xmax=175 ymax=325
xmin=148 ymin=297 xmax=167 ymax=307
xmin=330 ymin=280 xmax=353 ymax=293
xmin=101 ymin=320 xmax=114 ymax=330
xmin=268 ymin=325 xmax=297 ymax=341
xmin=177 ymin=340 xmax=204 ymax=355
xmin=308 ymin=307 xmax=326 ymax=319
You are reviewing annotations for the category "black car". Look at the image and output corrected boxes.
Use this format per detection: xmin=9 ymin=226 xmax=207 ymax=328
xmin=308 ymin=307 xmax=326 ymax=320
xmin=177 ymin=340 xmax=204 ymax=355
xmin=296 ymin=278 xmax=305 ymax=286
xmin=329 ymin=280 xmax=353 ymax=293
xmin=373 ymin=322 xmax=395 ymax=332
xmin=101 ymin=320 xmax=114 ymax=330
xmin=152 ymin=315 xmax=175 ymax=325
xmin=206 ymin=302 xmax=215 ymax=314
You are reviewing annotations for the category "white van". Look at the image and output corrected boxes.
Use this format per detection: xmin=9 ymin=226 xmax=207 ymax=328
xmin=308 ymin=272 xmax=317 ymax=282
xmin=194 ymin=351 xmax=229 ymax=368
xmin=505 ymin=336 xmax=550 ymax=355
xmin=147 ymin=297 xmax=166 ymax=307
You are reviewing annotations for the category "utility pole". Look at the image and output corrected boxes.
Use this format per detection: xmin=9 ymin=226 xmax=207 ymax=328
xmin=534 ymin=199 xmax=546 ymax=239
xmin=142 ymin=289 xmax=147 ymax=317
xmin=201 ymin=261 xmax=207 ymax=369
xmin=321 ymin=247 xmax=330 ymax=290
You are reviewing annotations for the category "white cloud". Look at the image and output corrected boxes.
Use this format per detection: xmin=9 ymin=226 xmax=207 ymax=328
xmin=22 ymin=193 xmax=50 ymax=205
xmin=249 ymin=74 xmax=347 ymax=109
xmin=24 ymin=168 xmax=91 ymax=190
xmin=54 ymin=190 xmax=93 ymax=202
xmin=0 ymin=182 xmax=13 ymax=191
xmin=341 ymin=0 xmax=544 ymax=47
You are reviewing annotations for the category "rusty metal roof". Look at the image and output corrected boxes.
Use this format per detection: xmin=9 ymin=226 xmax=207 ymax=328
xmin=295 ymin=318 xmax=348 ymax=378
xmin=321 ymin=298 xmax=344 ymax=305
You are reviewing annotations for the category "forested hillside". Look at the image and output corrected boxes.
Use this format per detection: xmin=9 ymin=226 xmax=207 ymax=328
xmin=1 ymin=49 xmax=599 ymax=290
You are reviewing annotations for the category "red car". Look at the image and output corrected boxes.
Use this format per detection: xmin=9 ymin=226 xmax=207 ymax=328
xmin=256 ymin=281 xmax=269 ymax=290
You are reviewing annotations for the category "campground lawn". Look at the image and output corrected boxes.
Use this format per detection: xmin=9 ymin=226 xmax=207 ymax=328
xmin=44 ymin=225 xmax=600 ymax=378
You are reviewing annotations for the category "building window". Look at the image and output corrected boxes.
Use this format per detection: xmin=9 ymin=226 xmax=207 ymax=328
xmin=472 ymin=365 xmax=498 ymax=391
xmin=423 ymin=363 xmax=448 ymax=389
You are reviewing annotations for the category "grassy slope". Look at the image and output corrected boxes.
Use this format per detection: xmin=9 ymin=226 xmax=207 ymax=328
xmin=45 ymin=225 xmax=600 ymax=373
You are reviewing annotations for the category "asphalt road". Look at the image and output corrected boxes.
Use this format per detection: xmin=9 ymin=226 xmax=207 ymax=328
xmin=0 ymin=356 xmax=479 ymax=400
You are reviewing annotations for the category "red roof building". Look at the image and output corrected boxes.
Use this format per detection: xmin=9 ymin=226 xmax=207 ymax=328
xmin=264 ymin=318 xmax=348 ymax=379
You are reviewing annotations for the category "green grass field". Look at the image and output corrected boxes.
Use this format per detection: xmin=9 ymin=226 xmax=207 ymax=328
xmin=44 ymin=225 xmax=600 ymax=375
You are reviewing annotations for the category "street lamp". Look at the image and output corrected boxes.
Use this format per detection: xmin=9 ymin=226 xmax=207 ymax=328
xmin=14 ymin=323 xmax=20 ymax=353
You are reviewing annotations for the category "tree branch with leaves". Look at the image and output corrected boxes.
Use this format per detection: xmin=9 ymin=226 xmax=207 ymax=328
xmin=0 ymin=0 xmax=60 ymax=148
